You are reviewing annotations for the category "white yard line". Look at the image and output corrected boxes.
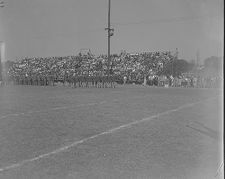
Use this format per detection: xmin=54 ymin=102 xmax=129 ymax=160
xmin=0 ymin=96 xmax=218 ymax=173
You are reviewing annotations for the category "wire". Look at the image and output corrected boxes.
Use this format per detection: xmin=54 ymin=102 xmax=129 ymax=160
xmin=111 ymin=15 xmax=219 ymax=27
xmin=78 ymin=14 xmax=219 ymax=33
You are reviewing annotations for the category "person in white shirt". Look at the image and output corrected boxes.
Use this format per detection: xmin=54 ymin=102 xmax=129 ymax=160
xmin=123 ymin=76 xmax=127 ymax=85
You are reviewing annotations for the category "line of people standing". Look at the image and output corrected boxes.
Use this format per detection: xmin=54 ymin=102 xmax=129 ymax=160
xmin=12 ymin=75 xmax=117 ymax=88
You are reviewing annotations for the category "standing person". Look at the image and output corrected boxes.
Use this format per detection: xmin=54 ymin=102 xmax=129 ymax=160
xmin=153 ymin=76 xmax=158 ymax=86
xmin=190 ymin=77 xmax=194 ymax=87
xmin=95 ymin=76 xmax=99 ymax=88
xmin=16 ymin=76 xmax=19 ymax=85
xmin=169 ymin=75 xmax=174 ymax=87
xmin=193 ymin=77 xmax=197 ymax=88
xmin=81 ymin=75 xmax=84 ymax=88
xmin=109 ymin=75 xmax=112 ymax=88
xmin=91 ymin=75 xmax=94 ymax=88
xmin=25 ymin=74 xmax=28 ymax=85
xmin=105 ymin=76 xmax=108 ymax=88
xmin=85 ymin=75 xmax=88 ymax=88
xmin=33 ymin=76 xmax=36 ymax=85
xmin=113 ymin=75 xmax=116 ymax=88
xmin=123 ymin=75 xmax=127 ymax=85
xmin=75 ymin=75 xmax=78 ymax=88
xmin=72 ymin=73 xmax=76 ymax=88
xmin=87 ymin=76 xmax=91 ymax=88
xmin=68 ymin=73 xmax=73 ymax=87
xmin=148 ymin=75 xmax=153 ymax=86
xmin=40 ymin=76 xmax=43 ymax=86
xmin=99 ymin=76 xmax=103 ymax=88
xmin=78 ymin=75 xmax=81 ymax=87
xmin=37 ymin=76 xmax=40 ymax=86
xmin=30 ymin=76 xmax=33 ymax=85
xmin=49 ymin=75 xmax=54 ymax=86
xmin=102 ymin=76 xmax=105 ymax=88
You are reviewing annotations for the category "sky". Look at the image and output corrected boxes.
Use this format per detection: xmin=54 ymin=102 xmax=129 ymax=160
xmin=0 ymin=0 xmax=224 ymax=63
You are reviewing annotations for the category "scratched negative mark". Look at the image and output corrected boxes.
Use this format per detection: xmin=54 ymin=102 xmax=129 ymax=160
xmin=186 ymin=121 xmax=218 ymax=140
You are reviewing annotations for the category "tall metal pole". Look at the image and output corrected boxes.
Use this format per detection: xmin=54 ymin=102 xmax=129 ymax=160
xmin=107 ymin=0 xmax=111 ymax=76
xmin=105 ymin=0 xmax=114 ymax=76
xmin=196 ymin=49 xmax=200 ymax=87
xmin=171 ymin=58 xmax=173 ymax=77
xmin=172 ymin=48 xmax=178 ymax=77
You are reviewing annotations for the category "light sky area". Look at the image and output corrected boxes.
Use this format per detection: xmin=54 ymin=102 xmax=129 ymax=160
xmin=0 ymin=0 xmax=224 ymax=63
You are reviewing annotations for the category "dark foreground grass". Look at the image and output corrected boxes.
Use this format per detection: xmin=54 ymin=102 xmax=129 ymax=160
xmin=0 ymin=85 xmax=223 ymax=179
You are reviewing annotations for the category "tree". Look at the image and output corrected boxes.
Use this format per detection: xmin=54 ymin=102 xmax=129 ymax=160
xmin=159 ymin=59 xmax=192 ymax=77
xmin=204 ymin=56 xmax=222 ymax=71
xmin=201 ymin=56 xmax=223 ymax=77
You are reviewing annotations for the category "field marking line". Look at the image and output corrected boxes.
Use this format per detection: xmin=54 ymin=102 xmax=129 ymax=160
xmin=0 ymin=96 xmax=218 ymax=173
xmin=0 ymin=101 xmax=108 ymax=120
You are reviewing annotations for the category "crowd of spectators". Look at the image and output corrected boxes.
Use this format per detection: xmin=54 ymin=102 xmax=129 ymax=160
xmin=7 ymin=51 xmax=173 ymax=82
xmin=5 ymin=50 xmax=221 ymax=88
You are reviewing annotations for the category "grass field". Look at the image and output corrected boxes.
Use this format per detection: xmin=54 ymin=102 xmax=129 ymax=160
xmin=0 ymin=85 xmax=223 ymax=179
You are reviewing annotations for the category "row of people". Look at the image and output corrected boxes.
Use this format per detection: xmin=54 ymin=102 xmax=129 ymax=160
xmin=12 ymin=75 xmax=117 ymax=88
xmin=123 ymin=74 xmax=221 ymax=88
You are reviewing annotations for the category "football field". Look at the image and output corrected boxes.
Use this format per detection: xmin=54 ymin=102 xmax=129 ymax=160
xmin=0 ymin=85 xmax=223 ymax=179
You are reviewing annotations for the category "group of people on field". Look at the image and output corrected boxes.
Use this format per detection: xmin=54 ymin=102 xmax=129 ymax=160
xmin=12 ymin=75 xmax=117 ymax=88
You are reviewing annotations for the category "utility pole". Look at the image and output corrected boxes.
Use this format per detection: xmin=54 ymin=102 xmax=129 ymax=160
xmin=105 ymin=0 xmax=114 ymax=76
xmin=171 ymin=57 xmax=173 ymax=77
xmin=196 ymin=49 xmax=200 ymax=87
xmin=172 ymin=48 xmax=178 ymax=77
xmin=196 ymin=49 xmax=200 ymax=67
